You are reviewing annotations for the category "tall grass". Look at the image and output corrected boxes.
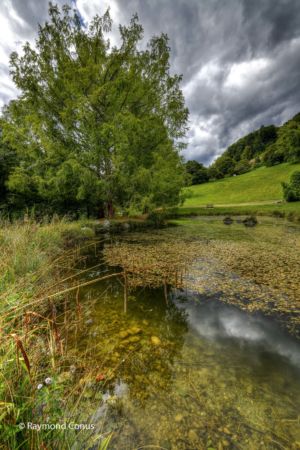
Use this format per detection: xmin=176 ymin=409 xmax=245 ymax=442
xmin=0 ymin=217 xmax=106 ymax=449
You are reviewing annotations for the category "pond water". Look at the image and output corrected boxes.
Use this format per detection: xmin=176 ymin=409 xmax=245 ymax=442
xmin=64 ymin=217 xmax=300 ymax=450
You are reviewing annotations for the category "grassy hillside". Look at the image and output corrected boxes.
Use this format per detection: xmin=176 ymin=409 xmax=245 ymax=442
xmin=208 ymin=112 xmax=300 ymax=178
xmin=183 ymin=163 xmax=300 ymax=207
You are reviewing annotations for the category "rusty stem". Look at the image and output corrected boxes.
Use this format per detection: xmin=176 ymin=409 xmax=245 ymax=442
xmin=76 ymin=286 xmax=82 ymax=320
xmin=164 ymin=278 xmax=168 ymax=304
xmin=124 ymin=270 xmax=128 ymax=314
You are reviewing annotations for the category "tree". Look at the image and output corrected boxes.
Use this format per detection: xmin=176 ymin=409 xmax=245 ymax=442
xmin=233 ymin=159 xmax=251 ymax=175
xmin=263 ymin=144 xmax=284 ymax=166
xmin=185 ymin=160 xmax=209 ymax=185
xmin=211 ymin=155 xmax=235 ymax=177
xmin=2 ymin=3 xmax=188 ymax=217
xmin=207 ymin=166 xmax=222 ymax=180
xmin=282 ymin=171 xmax=300 ymax=202
xmin=0 ymin=123 xmax=18 ymax=209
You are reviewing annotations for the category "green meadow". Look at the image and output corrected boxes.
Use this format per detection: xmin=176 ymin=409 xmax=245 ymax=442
xmin=183 ymin=163 xmax=300 ymax=206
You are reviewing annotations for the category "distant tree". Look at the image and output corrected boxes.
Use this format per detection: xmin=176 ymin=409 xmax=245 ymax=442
xmin=233 ymin=159 xmax=251 ymax=175
xmin=207 ymin=166 xmax=222 ymax=180
xmin=212 ymin=155 xmax=235 ymax=177
xmin=275 ymin=127 xmax=300 ymax=164
xmin=282 ymin=171 xmax=300 ymax=202
xmin=185 ymin=160 xmax=209 ymax=185
xmin=0 ymin=124 xmax=18 ymax=207
xmin=259 ymin=125 xmax=277 ymax=145
xmin=241 ymin=145 xmax=253 ymax=161
xmin=263 ymin=144 xmax=285 ymax=166
xmin=3 ymin=3 xmax=188 ymax=217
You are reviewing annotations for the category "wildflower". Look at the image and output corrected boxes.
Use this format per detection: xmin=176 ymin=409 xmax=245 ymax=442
xmin=37 ymin=383 xmax=43 ymax=390
xmin=44 ymin=377 xmax=52 ymax=385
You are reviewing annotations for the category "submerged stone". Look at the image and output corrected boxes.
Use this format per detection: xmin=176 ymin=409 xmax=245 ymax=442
xmin=174 ymin=413 xmax=184 ymax=422
xmin=223 ymin=216 xmax=233 ymax=225
xmin=188 ymin=429 xmax=198 ymax=442
xmin=128 ymin=326 xmax=142 ymax=335
xmin=119 ymin=330 xmax=130 ymax=339
xmin=150 ymin=336 xmax=161 ymax=346
xmin=242 ymin=215 xmax=258 ymax=227
xmin=128 ymin=336 xmax=141 ymax=343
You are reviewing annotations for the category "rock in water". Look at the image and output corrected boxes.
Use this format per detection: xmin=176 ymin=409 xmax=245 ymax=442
xmin=128 ymin=326 xmax=142 ymax=335
xmin=223 ymin=216 xmax=233 ymax=225
xmin=243 ymin=215 xmax=258 ymax=227
xmin=174 ymin=414 xmax=184 ymax=422
xmin=150 ymin=336 xmax=161 ymax=346
xmin=119 ymin=330 xmax=130 ymax=339
xmin=188 ymin=429 xmax=198 ymax=442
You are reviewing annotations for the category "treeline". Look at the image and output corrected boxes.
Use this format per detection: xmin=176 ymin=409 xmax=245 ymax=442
xmin=186 ymin=112 xmax=300 ymax=184
xmin=0 ymin=4 xmax=188 ymax=219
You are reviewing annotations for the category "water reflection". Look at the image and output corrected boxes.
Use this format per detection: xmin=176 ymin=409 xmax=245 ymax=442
xmin=66 ymin=279 xmax=300 ymax=449
xmin=173 ymin=291 xmax=300 ymax=369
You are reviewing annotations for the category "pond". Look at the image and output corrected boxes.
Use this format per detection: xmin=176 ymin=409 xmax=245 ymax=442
xmin=63 ymin=217 xmax=300 ymax=450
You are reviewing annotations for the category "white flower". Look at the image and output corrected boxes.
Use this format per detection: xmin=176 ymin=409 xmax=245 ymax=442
xmin=37 ymin=383 xmax=43 ymax=390
xmin=44 ymin=377 xmax=52 ymax=385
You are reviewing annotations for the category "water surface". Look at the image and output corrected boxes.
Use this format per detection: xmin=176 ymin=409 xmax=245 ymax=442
xmin=65 ymin=217 xmax=300 ymax=450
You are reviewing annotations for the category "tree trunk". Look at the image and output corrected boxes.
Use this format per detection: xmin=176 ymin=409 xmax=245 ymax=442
xmin=106 ymin=199 xmax=115 ymax=219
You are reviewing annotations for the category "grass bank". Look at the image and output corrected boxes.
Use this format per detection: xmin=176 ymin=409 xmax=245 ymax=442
xmin=0 ymin=218 xmax=114 ymax=449
xmin=175 ymin=201 xmax=300 ymax=222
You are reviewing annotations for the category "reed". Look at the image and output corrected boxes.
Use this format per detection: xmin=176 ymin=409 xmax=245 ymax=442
xmin=0 ymin=217 xmax=110 ymax=449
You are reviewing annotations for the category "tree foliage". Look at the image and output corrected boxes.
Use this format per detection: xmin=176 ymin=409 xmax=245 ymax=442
xmin=1 ymin=3 xmax=188 ymax=217
xmin=282 ymin=171 xmax=300 ymax=202
xmin=209 ymin=115 xmax=300 ymax=180
xmin=185 ymin=160 xmax=209 ymax=185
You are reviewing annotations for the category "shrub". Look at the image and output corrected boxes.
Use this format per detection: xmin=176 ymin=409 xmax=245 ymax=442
xmin=282 ymin=171 xmax=300 ymax=202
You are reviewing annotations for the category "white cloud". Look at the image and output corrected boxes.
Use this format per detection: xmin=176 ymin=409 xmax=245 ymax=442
xmin=0 ymin=1 xmax=25 ymax=109
xmin=76 ymin=0 xmax=121 ymax=47
xmin=76 ymin=0 xmax=120 ymax=23
xmin=224 ymin=58 xmax=270 ymax=89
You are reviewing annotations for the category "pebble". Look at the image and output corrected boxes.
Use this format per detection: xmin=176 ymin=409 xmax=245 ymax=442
xmin=119 ymin=330 xmax=129 ymax=339
xmin=188 ymin=429 xmax=198 ymax=442
xmin=174 ymin=414 xmax=184 ymax=422
xmin=128 ymin=336 xmax=141 ymax=343
xmin=128 ymin=326 xmax=142 ymax=335
xmin=151 ymin=336 xmax=161 ymax=346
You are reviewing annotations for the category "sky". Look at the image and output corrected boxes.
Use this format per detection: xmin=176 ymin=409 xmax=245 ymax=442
xmin=1 ymin=0 xmax=300 ymax=165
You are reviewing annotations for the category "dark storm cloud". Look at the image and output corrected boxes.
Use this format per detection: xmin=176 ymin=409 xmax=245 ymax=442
xmin=0 ymin=0 xmax=72 ymax=108
xmin=5 ymin=0 xmax=73 ymax=37
xmin=1 ymin=0 xmax=300 ymax=164
xmin=110 ymin=0 xmax=300 ymax=164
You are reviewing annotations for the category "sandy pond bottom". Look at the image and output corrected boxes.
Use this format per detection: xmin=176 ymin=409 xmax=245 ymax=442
xmin=66 ymin=276 xmax=300 ymax=450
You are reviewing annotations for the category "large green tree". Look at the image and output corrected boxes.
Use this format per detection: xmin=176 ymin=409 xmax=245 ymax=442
xmin=185 ymin=160 xmax=209 ymax=185
xmin=2 ymin=3 xmax=188 ymax=217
